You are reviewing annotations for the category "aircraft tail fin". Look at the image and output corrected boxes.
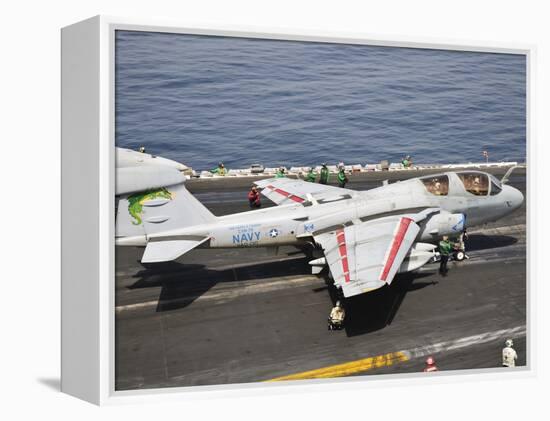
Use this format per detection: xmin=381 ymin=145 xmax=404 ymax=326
xmin=116 ymin=182 xmax=216 ymax=241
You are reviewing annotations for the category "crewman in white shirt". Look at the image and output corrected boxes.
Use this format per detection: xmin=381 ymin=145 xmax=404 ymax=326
xmin=328 ymin=301 xmax=346 ymax=330
xmin=502 ymin=339 xmax=518 ymax=367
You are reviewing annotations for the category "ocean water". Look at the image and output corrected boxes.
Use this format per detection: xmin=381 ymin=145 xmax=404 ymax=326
xmin=115 ymin=31 xmax=526 ymax=171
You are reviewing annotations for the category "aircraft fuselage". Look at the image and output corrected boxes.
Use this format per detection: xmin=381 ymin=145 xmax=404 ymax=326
xmin=146 ymin=171 xmax=523 ymax=250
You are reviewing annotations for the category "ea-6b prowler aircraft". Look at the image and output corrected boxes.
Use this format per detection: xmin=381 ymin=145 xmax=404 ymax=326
xmin=116 ymin=165 xmax=523 ymax=298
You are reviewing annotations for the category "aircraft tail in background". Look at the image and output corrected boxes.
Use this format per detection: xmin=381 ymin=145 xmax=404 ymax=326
xmin=115 ymin=181 xmax=216 ymax=245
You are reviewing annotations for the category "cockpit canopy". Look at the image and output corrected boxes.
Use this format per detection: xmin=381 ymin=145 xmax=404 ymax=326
xmin=456 ymin=171 xmax=502 ymax=196
xmin=420 ymin=175 xmax=449 ymax=196
xmin=457 ymin=172 xmax=489 ymax=196
xmin=420 ymin=171 xmax=503 ymax=196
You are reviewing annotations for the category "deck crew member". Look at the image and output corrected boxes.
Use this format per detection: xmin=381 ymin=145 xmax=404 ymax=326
xmin=502 ymin=339 xmax=518 ymax=367
xmin=423 ymin=356 xmax=438 ymax=372
xmin=328 ymin=301 xmax=345 ymax=330
xmin=438 ymin=235 xmax=453 ymax=276
xmin=305 ymin=167 xmax=317 ymax=182
xmin=276 ymin=167 xmax=286 ymax=178
xmin=210 ymin=162 xmax=227 ymax=176
xmin=337 ymin=167 xmax=349 ymax=188
xmin=402 ymin=155 xmax=412 ymax=168
xmin=319 ymin=163 xmax=330 ymax=185
xmin=248 ymin=186 xmax=261 ymax=209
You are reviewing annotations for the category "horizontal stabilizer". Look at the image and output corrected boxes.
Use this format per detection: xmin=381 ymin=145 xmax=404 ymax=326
xmin=141 ymin=237 xmax=209 ymax=263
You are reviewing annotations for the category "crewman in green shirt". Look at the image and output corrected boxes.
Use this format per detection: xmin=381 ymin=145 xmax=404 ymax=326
xmin=438 ymin=235 xmax=454 ymax=276
xmin=210 ymin=162 xmax=227 ymax=176
xmin=276 ymin=167 xmax=286 ymax=178
xmin=337 ymin=168 xmax=349 ymax=188
xmin=305 ymin=167 xmax=317 ymax=182
xmin=319 ymin=163 xmax=330 ymax=185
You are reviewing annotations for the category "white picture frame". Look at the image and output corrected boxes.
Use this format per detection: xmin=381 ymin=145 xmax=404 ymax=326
xmin=61 ymin=15 xmax=533 ymax=405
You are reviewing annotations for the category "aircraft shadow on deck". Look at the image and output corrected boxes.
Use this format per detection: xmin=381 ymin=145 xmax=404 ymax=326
xmin=464 ymin=234 xmax=518 ymax=251
xmin=324 ymin=272 xmax=437 ymax=337
xmin=329 ymin=235 xmax=521 ymax=337
xmin=127 ymin=256 xmax=312 ymax=312
xmin=122 ymin=232 xmax=519 ymax=321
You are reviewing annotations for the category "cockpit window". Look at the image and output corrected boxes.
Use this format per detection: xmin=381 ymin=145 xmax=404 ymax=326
xmin=421 ymin=175 xmax=449 ymax=196
xmin=489 ymin=174 xmax=502 ymax=195
xmin=490 ymin=181 xmax=502 ymax=195
xmin=457 ymin=172 xmax=489 ymax=196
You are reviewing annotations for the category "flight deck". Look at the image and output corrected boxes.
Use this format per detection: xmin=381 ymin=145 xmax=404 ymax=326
xmin=115 ymin=168 xmax=526 ymax=390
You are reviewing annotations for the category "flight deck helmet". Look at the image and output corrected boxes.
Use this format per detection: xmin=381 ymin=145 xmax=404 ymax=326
xmin=426 ymin=356 xmax=435 ymax=366
xmin=505 ymin=339 xmax=514 ymax=348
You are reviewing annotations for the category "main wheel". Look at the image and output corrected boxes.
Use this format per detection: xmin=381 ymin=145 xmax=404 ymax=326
xmin=455 ymin=251 xmax=465 ymax=261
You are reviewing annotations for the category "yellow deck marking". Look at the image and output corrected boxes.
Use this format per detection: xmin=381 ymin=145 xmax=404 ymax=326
xmin=266 ymin=351 xmax=409 ymax=381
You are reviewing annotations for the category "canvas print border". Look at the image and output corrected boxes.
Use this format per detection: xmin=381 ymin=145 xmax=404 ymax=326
xmin=61 ymin=15 xmax=534 ymax=405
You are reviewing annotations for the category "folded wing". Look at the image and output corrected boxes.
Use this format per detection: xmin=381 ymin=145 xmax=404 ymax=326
xmin=314 ymin=215 xmax=423 ymax=298
xmin=255 ymin=178 xmax=356 ymax=205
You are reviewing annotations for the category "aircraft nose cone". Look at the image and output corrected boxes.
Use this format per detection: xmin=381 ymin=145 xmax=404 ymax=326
xmin=506 ymin=185 xmax=524 ymax=210
xmin=514 ymin=187 xmax=524 ymax=208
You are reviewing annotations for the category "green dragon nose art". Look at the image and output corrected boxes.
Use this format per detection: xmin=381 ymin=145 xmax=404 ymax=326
xmin=127 ymin=188 xmax=173 ymax=225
